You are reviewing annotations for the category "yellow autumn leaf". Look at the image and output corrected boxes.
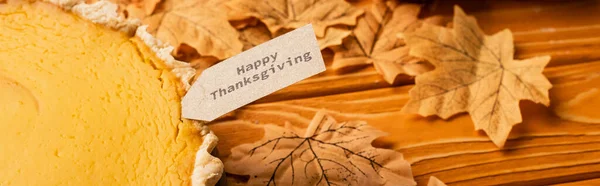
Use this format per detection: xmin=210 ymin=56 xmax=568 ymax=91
xmin=226 ymin=0 xmax=363 ymax=49
xmin=332 ymin=0 xmax=433 ymax=84
xmin=225 ymin=111 xmax=416 ymax=186
xmin=143 ymin=0 xmax=242 ymax=60
xmin=402 ymin=6 xmax=552 ymax=147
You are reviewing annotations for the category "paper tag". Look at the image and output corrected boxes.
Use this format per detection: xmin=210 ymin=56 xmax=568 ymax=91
xmin=182 ymin=24 xmax=326 ymax=121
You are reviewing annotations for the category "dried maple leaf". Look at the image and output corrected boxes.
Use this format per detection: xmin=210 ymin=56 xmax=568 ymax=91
xmin=225 ymin=111 xmax=415 ymax=186
xmin=226 ymin=0 xmax=363 ymax=48
xmin=143 ymin=0 xmax=242 ymax=60
xmin=402 ymin=6 xmax=552 ymax=147
xmin=332 ymin=1 xmax=433 ymax=84
xmin=238 ymin=23 xmax=350 ymax=51
xmin=319 ymin=27 xmax=351 ymax=50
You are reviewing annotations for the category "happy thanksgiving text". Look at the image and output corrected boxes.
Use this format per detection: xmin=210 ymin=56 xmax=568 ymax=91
xmin=209 ymin=52 xmax=313 ymax=100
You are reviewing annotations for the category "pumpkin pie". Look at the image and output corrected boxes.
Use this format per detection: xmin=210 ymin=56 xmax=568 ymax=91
xmin=0 ymin=0 xmax=221 ymax=185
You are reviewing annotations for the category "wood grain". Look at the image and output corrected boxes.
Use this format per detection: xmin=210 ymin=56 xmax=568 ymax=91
xmin=252 ymin=0 xmax=600 ymax=104
xmin=213 ymin=0 xmax=600 ymax=185
xmin=555 ymin=178 xmax=600 ymax=186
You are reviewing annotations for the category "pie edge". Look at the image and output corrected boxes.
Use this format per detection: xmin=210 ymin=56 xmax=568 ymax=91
xmin=40 ymin=0 xmax=222 ymax=185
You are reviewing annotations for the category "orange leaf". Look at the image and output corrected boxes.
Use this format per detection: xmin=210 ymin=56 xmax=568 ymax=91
xmin=332 ymin=1 xmax=433 ymax=84
xmin=402 ymin=6 xmax=552 ymax=147
xmin=225 ymin=111 xmax=415 ymax=186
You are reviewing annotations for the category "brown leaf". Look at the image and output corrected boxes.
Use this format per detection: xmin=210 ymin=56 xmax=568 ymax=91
xmin=402 ymin=6 xmax=552 ymax=147
xmin=226 ymin=0 xmax=363 ymax=49
xmin=224 ymin=111 xmax=416 ymax=186
xmin=332 ymin=1 xmax=433 ymax=84
xmin=143 ymin=0 xmax=242 ymax=60
xmin=427 ymin=176 xmax=447 ymax=186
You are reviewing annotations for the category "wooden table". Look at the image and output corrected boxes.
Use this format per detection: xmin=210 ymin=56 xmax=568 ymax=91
xmin=210 ymin=1 xmax=600 ymax=185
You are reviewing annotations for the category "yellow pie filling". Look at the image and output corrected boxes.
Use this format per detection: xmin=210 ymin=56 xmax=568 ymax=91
xmin=0 ymin=1 xmax=203 ymax=185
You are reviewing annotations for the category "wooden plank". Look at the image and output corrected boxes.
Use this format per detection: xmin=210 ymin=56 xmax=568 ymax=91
xmin=211 ymin=61 xmax=600 ymax=185
xmin=256 ymin=33 xmax=600 ymax=104
xmin=213 ymin=1 xmax=600 ymax=185
xmin=254 ymin=0 xmax=600 ymax=104
xmin=422 ymin=0 xmax=600 ymax=33
xmin=513 ymin=25 xmax=600 ymax=43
